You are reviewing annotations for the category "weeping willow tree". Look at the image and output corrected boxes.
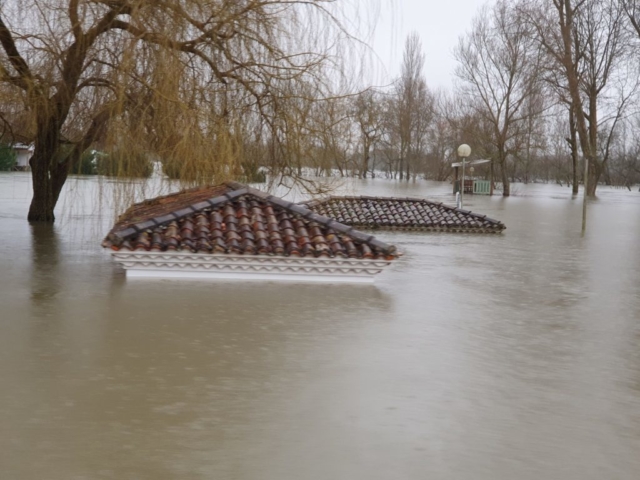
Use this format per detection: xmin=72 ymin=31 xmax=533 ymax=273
xmin=0 ymin=0 xmax=364 ymax=221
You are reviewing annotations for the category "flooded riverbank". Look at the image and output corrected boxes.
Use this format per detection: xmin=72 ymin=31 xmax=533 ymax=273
xmin=1 ymin=173 xmax=639 ymax=479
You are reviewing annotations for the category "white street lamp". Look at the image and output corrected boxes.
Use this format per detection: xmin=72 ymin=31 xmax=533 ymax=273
xmin=457 ymin=144 xmax=471 ymax=208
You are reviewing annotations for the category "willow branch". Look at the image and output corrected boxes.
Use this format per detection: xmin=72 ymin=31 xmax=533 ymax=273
xmin=0 ymin=15 xmax=33 ymax=83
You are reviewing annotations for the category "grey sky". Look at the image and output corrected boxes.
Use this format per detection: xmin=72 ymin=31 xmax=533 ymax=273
xmin=369 ymin=0 xmax=489 ymax=90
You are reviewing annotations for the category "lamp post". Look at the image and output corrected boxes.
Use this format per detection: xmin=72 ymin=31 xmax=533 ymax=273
xmin=457 ymin=144 xmax=471 ymax=208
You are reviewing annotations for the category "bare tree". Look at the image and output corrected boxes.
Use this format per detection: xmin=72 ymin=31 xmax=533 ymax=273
xmin=423 ymin=91 xmax=457 ymax=181
xmin=622 ymin=0 xmax=640 ymax=37
xmin=512 ymin=90 xmax=548 ymax=184
xmin=353 ymin=89 xmax=384 ymax=178
xmin=525 ymin=0 xmax=632 ymax=198
xmin=607 ymin=116 xmax=640 ymax=188
xmin=455 ymin=0 xmax=544 ymax=196
xmin=390 ymin=33 xmax=431 ymax=180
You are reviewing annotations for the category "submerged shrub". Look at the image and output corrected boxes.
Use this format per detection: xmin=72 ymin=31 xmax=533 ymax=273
xmin=0 ymin=144 xmax=17 ymax=171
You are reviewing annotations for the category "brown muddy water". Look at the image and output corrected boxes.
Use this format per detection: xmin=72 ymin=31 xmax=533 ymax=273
xmin=1 ymin=172 xmax=640 ymax=480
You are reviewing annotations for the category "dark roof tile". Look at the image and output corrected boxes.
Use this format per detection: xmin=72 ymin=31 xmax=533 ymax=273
xmin=302 ymin=196 xmax=505 ymax=233
xmin=153 ymin=213 xmax=178 ymax=225
xmin=135 ymin=219 xmax=158 ymax=231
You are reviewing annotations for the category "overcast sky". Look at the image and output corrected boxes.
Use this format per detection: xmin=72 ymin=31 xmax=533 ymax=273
xmin=368 ymin=0 xmax=489 ymax=90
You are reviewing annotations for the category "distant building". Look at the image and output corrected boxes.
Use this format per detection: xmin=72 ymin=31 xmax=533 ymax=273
xmin=12 ymin=144 xmax=34 ymax=170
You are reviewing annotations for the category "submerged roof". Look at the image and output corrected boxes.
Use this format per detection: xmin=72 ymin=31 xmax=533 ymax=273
xmin=103 ymin=183 xmax=397 ymax=260
xmin=302 ymin=196 xmax=505 ymax=233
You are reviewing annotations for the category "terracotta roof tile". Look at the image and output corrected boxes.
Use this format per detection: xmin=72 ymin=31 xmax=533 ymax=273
xmin=103 ymin=183 xmax=397 ymax=260
xmin=302 ymin=196 xmax=505 ymax=233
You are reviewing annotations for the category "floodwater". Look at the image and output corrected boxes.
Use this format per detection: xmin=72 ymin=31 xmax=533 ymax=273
xmin=1 ymin=173 xmax=640 ymax=480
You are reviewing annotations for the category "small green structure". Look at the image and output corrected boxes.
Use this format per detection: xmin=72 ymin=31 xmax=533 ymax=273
xmin=473 ymin=180 xmax=491 ymax=195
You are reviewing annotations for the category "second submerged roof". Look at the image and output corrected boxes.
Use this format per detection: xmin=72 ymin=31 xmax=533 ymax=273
xmin=302 ymin=196 xmax=505 ymax=232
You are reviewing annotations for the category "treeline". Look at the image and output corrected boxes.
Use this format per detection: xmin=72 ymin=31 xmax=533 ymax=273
xmin=236 ymin=0 xmax=640 ymax=194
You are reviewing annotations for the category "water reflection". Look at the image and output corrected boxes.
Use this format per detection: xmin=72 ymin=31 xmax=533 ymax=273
xmin=29 ymin=223 xmax=61 ymax=301
xmin=37 ymin=281 xmax=391 ymax=478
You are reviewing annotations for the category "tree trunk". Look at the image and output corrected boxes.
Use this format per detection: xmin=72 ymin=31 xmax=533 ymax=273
xmin=361 ymin=139 xmax=370 ymax=179
xmin=569 ymin=106 xmax=579 ymax=195
xmin=603 ymin=163 xmax=612 ymax=186
xmin=405 ymin=152 xmax=411 ymax=181
xmin=489 ymin=160 xmax=494 ymax=195
xmin=571 ymin=150 xmax=579 ymax=195
xmin=28 ymin=153 xmax=56 ymax=222
xmin=27 ymin=144 xmax=70 ymax=223
xmin=501 ymin=160 xmax=510 ymax=196
xmin=587 ymin=93 xmax=599 ymax=196
xmin=587 ymin=161 xmax=601 ymax=196
xmin=498 ymin=147 xmax=510 ymax=196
